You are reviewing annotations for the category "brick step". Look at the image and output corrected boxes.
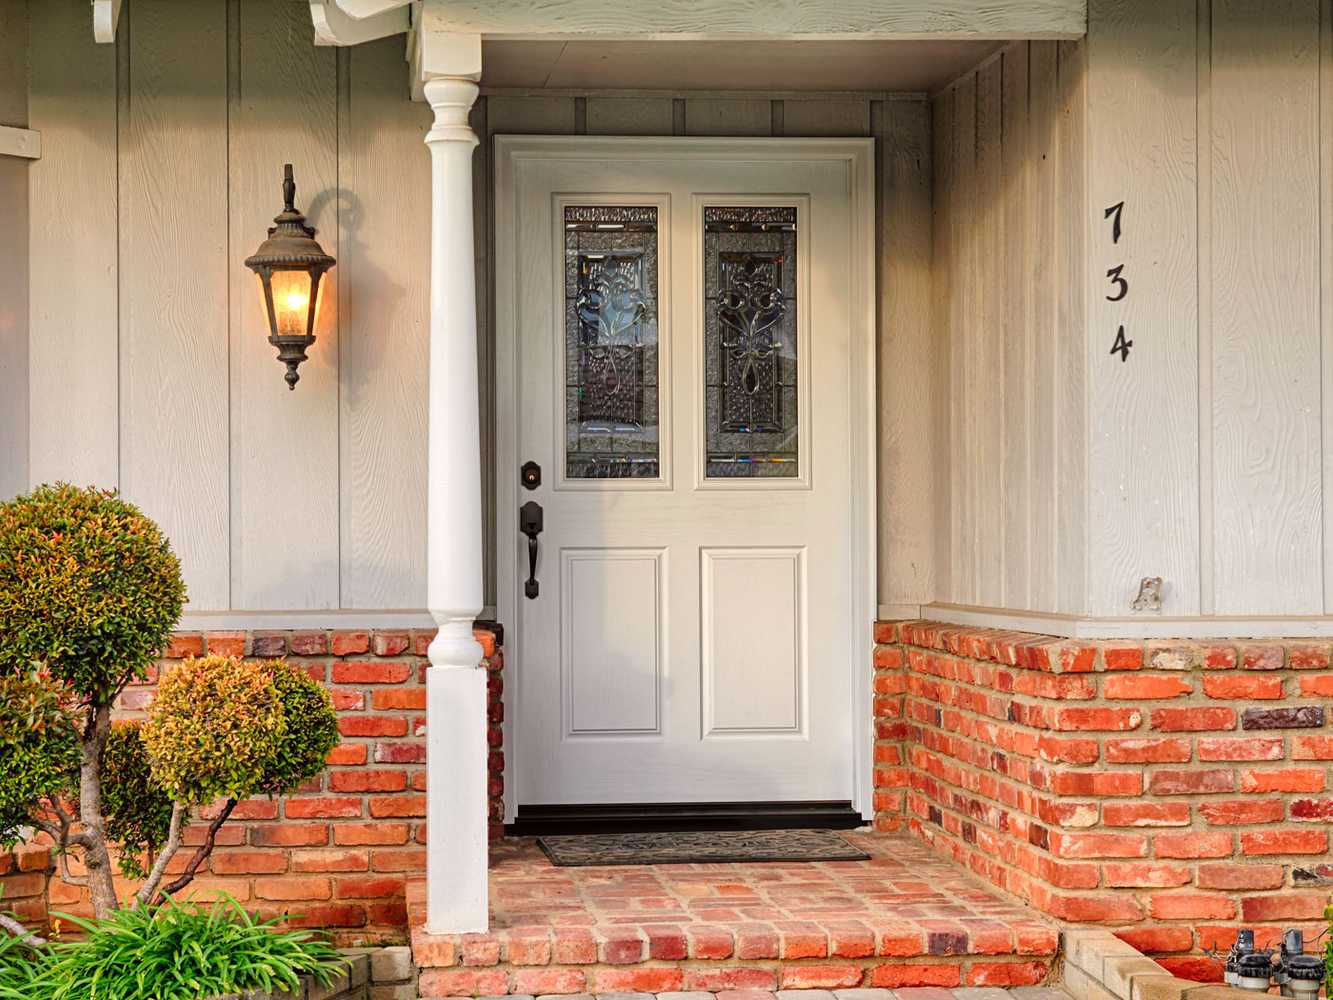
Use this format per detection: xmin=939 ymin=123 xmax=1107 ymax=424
xmin=406 ymin=836 xmax=1059 ymax=998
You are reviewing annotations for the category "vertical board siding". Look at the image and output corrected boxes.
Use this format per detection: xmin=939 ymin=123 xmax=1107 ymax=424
xmin=229 ymin=0 xmax=340 ymax=610
xmin=1027 ymin=42 xmax=1060 ymax=614
xmin=1210 ymin=0 xmax=1323 ymax=615
xmin=338 ymin=36 xmax=433 ymax=609
xmin=950 ymin=73 xmax=976 ymax=606
xmin=931 ymin=90 xmax=954 ymax=601
xmin=1054 ymin=39 xmax=1087 ymax=615
xmin=683 ymin=98 xmax=772 ymax=136
xmin=937 ymin=5 xmax=1333 ymax=622
xmin=27 ymin=0 xmax=120 ymax=490
xmin=1000 ymin=43 xmax=1031 ymax=610
xmin=973 ymin=58 xmax=1004 ymax=607
xmin=1085 ymin=0 xmax=1200 ymax=617
xmin=876 ymin=99 xmax=935 ymax=610
xmin=932 ymin=41 xmax=1084 ymax=615
xmin=119 ymin=0 xmax=231 ymax=610
xmin=585 ymin=97 xmax=675 ymax=135
xmin=1323 ymin=0 xmax=1333 ymax=613
xmin=783 ymin=99 xmax=872 ymax=137
xmin=0 ymin=0 xmax=27 ymax=501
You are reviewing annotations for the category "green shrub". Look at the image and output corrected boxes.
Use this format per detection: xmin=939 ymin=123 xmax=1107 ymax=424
xmin=261 ymin=660 xmax=340 ymax=795
xmin=0 ymin=922 xmax=52 ymax=999
xmin=0 ymin=485 xmax=185 ymax=700
xmin=141 ymin=656 xmax=285 ymax=806
xmin=0 ymin=672 xmax=81 ymax=847
xmin=101 ymin=723 xmax=174 ymax=879
xmin=41 ymin=895 xmax=345 ymax=1000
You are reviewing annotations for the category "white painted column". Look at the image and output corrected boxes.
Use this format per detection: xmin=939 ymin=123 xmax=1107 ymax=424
xmin=423 ymin=75 xmax=488 ymax=935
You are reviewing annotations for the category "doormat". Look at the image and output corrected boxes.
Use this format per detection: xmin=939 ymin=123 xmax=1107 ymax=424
xmin=536 ymin=829 xmax=871 ymax=866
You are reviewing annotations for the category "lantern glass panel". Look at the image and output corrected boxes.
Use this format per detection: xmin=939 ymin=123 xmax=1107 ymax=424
xmin=270 ymin=269 xmax=315 ymax=336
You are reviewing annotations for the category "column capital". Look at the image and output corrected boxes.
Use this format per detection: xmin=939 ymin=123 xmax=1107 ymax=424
xmin=410 ymin=22 xmax=481 ymax=100
xmin=423 ymin=78 xmax=480 ymax=147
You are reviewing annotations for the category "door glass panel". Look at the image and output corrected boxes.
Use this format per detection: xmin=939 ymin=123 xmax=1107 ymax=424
xmin=704 ymin=206 xmax=798 ymax=478
xmin=564 ymin=205 xmax=660 ymax=480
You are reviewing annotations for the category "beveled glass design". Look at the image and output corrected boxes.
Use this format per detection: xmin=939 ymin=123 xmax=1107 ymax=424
xmin=704 ymin=206 xmax=798 ymax=478
xmin=564 ymin=206 xmax=660 ymax=480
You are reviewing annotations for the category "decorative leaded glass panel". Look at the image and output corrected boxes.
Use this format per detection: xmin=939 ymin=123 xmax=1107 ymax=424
xmin=704 ymin=206 xmax=798 ymax=478
xmin=564 ymin=206 xmax=660 ymax=480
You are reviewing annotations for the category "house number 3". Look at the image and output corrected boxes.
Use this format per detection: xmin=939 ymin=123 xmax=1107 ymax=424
xmin=1104 ymin=201 xmax=1132 ymax=362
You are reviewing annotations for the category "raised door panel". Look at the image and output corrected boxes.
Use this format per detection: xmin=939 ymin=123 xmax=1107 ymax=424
xmin=561 ymin=548 xmax=666 ymax=736
xmin=701 ymin=547 xmax=806 ymax=737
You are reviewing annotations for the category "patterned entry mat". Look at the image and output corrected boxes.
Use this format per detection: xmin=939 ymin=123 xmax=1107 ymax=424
xmin=536 ymin=829 xmax=871 ymax=866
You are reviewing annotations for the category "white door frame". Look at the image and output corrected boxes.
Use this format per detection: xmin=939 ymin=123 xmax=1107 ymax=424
xmin=494 ymin=135 xmax=878 ymax=821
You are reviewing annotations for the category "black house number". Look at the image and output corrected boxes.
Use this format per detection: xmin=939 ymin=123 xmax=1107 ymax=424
xmin=1104 ymin=201 xmax=1131 ymax=362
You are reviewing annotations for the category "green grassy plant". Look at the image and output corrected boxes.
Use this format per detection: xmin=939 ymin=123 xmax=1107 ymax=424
xmin=34 ymin=894 xmax=344 ymax=1000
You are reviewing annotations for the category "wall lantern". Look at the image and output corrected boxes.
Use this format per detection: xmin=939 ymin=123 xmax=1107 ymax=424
xmin=244 ymin=164 xmax=336 ymax=390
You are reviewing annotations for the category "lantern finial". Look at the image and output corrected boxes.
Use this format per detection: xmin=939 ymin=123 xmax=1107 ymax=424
xmin=282 ymin=163 xmax=296 ymax=214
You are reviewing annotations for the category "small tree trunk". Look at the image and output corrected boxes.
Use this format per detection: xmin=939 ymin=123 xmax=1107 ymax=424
xmin=134 ymin=802 xmax=185 ymax=908
xmin=156 ymin=798 xmax=235 ymax=902
xmin=79 ymin=703 xmax=119 ymax=918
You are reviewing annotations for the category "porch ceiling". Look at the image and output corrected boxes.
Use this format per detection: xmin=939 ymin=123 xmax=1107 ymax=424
xmin=480 ymin=38 xmax=1003 ymax=93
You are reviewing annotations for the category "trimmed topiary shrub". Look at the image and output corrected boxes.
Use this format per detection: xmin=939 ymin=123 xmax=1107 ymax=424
xmin=261 ymin=660 xmax=340 ymax=795
xmin=0 ymin=672 xmax=80 ymax=848
xmin=141 ymin=656 xmax=340 ymax=900
xmin=0 ymin=485 xmax=187 ymax=920
xmin=101 ymin=723 xmax=175 ymax=880
xmin=143 ymin=656 xmax=287 ymax=807
xmin=0 ymin=484 xmax=340 ymax=930
xmin=0 ymin=484 xmax=185 ymax=700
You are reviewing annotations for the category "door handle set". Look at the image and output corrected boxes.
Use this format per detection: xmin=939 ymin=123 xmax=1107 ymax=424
xmin=519 ymin=461 xmax=543 ymax=599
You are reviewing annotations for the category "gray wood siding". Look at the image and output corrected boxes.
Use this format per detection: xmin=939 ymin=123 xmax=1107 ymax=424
xmin=1086 ymin=0 xmax=1333 ymax=620
xmin=22 ymin=0 xmax=934 ymax=614
xmin=935 ymin=1 xmax=1333 ymax=623
xmin=931 ymin=40 xmax=1087 ymax=615
xmin=0 ymin=0 xmax=28 ymax=502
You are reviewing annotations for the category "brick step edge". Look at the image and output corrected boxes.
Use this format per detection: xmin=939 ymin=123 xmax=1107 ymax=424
xmin=1062 ymin=928 xmax=1248 ymax=1000
xmin=415 ymin=956 xmax=1057 ymax=998
xmin=209 ymin=947 xmax=418 ymax=1000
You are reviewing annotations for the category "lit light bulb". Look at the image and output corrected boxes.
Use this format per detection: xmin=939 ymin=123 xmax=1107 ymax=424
xmin=273 ymin=276 xmax=312 ymax=335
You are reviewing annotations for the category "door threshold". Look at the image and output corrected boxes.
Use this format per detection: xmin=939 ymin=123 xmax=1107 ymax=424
xmin=508 ymin=800 xmax=864 ymax=836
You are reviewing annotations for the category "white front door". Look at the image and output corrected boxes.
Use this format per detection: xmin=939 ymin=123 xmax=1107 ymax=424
xmin=497 ymin=137 xmax=875 ymax=810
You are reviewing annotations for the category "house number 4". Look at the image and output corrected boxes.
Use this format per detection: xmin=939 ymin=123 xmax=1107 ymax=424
xmin=1104 ymin=201 xmax=1132 ymax=362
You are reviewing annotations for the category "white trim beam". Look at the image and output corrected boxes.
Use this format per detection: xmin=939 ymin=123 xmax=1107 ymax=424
xmin=332 ymin=0 xmax=413 ymax=15
xmin=310 ymin=0 xmax=411 ymax=46
xmin=0 ymin=126 xmax=40 ymax=160
xmin=91 ymin=0 xmax=122 ymax=42
xmin=419 ymin=0 xmax=1085 ymax=40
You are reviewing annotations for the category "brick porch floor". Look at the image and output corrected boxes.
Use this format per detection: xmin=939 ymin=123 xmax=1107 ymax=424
xmin=407 ymin=833 xmax=1060 ymax=998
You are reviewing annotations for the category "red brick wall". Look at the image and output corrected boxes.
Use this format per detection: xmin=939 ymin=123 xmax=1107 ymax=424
xmin=46 ymin=624 xmax=503 ymax=944
xmin=0 ymin=846 xmax=52 ymax=931
xmin=875 ymin=619 xmax=1333 ymax=981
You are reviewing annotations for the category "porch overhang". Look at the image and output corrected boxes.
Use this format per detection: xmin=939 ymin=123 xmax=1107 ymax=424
xmin=416 ymin=0 xmax=1087 ymax=40
xmin=91 ymin=0 xmax=1088 ymax=44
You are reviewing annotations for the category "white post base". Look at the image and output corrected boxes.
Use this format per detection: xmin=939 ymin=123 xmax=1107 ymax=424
xmin=424 ymin=650 xmax=488 ymax=934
